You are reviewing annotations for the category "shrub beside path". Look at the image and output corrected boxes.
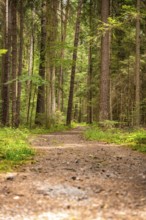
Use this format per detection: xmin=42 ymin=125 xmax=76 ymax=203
xmin=0 ymin=127 xmax=146 ymax=219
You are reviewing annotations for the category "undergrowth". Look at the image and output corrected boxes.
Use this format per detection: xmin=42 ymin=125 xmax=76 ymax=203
xmin=0 ymin=128 xmax=34 ymax=172
xmin=0 ymin=124 xmax=72 ymax=172
xmin=84 ymin=124 xmax=146 ymax=153
xmin=29 ymin=122 xmax=84 ymax=135
xmin=30 ymin=124 xmax=70 ymax=134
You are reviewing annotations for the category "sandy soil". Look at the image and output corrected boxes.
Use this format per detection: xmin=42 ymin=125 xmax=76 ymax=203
xmin=1 ymin=127 xmax=146 ymax=220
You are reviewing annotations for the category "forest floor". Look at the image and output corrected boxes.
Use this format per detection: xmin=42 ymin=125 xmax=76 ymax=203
xmin=1 ymin=127 xmax=146 ymax=220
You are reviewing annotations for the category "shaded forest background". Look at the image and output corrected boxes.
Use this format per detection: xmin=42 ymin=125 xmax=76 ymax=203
xmin=0 ymin=0 xmax=145 ymax=129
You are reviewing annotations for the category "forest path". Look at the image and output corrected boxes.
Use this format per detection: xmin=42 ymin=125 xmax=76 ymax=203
xmin=1 ymin=127 xmax=146 ymax=219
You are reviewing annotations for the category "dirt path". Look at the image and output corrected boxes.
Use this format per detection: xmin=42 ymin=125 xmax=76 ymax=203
xmin=1 ymin=127 xmax=146 ymax=220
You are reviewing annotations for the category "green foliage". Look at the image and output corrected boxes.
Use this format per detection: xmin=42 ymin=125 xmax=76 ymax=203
xmin=0 ymin=128 xmax=35 ymax=172
xmin=97 ymin=17 xmax=123 ymax=35
xmin=19 ymin=74 xmax=47 ymax=86
xmin=84 ymin=126 xmax=125 ymax=144
xmin=98 ymin=120 xmax=119 ymax=129
xmin=0 ymin=49 xmax=7 ymax=56
xmin=5 ymin=74 xmax=47 ymax=86
xmin=71 ymin=122 xmax=87 ymax=128
xmin=121 ymin=5 xmax=138 ymax=21
xmin=53 ymin=111 xmax=65 ymax=124
xmin=127 ymin=130 xmax=146 ymax=152
xmin=42 ymin=111 xmax=66 ymax=130
xmin=30 ymin=121 xmax=86 ymax=135
xmin=84 ymin=125 xmax=146 ymax=153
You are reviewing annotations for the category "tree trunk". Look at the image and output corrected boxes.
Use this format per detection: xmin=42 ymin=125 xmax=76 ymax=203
xmin=11 ymin=0 xmax=17 ymax=127
xmin=57 ymin=0 xmax=70 ymax=111
xmin=46 ymin=0 xmax=59 ymax=127
xmin=109 ymin=0 xmax=113 ymax=121
xmin=66 ymin=0 xmax=83 ymax=126
xmin=135 ymin=0 xmax=140 ymax=126
xmin=99 ymin=0 xmax=110 ymax=121
xmin=87 ymin=0 xmax=93 ymax=124
xmin=16 ymin=0 xmax=24 ymax=127
xmin=26 ymin=7 xmax=34 ymax=125
xmin=51 ymin=66 xmax=56 ymax=114
xmin=78 ymin=98 xmax=82 ymax=123
xmin=35 ymin=0 xmax=46 ymax=125
xmin=1 ymin=0 xmax=11 ymax=126
xmin=30 ymin=86 xmax=37 ymax=128
xmin=109 ymin=80 xmax=113 ymax=120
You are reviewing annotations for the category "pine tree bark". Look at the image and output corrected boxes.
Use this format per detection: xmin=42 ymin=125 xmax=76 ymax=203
xmin=16 ymin=0 xmax=24 ymax=127
xmin=99 ymin=0 xmax=110 ymax=121
xmin=109 ymin=0 xmax=113 ymax=121
xmin=35 ymin=0 xmax=46 ymax=125
xmin=135 ymin=0 xmax=140 ymax=126
xmin=66 ymin=0 xmax=83 ymax=126
xmin=11 ymin=0 xmax=17 ymax=127
xmin=87 ymin=0 xmax=93 ymax=124
xmin=1 ymin=0 xmax=10 ymax=126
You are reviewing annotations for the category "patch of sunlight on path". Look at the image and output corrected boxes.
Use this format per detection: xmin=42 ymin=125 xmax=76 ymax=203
xmin=27 ymin=212 xmax=70 ymax=220
xmin=0 ymin=212 xmax=70 ymax=220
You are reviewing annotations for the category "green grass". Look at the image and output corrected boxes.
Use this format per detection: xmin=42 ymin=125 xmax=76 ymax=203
xmin=84 ymin=125 xmax=146 ymax=153
xmin=0 ymin=128 xmax=35 ymax=172
xmin=0 ymin=124 xmax=71 ymax=172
